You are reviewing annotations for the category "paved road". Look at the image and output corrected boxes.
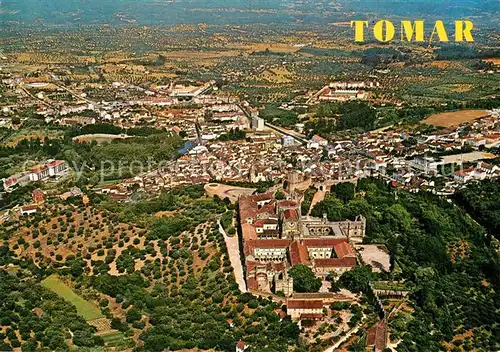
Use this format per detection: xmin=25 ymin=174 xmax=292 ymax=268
xmin=218 ymin=220 xmax=247 ymax=293
xmin=265 ymin=122 xmax=308 ymax=144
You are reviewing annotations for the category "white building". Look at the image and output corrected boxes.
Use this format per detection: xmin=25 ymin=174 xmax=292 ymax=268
xmin=252 ymin=116 xmax=265 ymax=131
xmin=19 ymin=204 xmax=39 ymax=216
xmin=286 ymin=299 xmax=323 ymax=320
xmin=281 ymin=135 xmax=295 ymax=147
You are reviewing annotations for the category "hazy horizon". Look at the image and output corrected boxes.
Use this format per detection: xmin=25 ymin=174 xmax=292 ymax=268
xmin=1 ymin=0 xmax=498 ymax=28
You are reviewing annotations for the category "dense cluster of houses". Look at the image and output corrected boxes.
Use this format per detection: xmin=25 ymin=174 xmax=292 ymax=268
xmin=95 ymin=108 xmax=498 ymax=202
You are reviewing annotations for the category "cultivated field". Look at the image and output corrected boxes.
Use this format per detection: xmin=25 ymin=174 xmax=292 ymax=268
xmin=261 ymin=67 xmax=294 ymax=84
xmin=41 ymin=275 xmax=104 ymax=321
xmin=422 ymin=109 xmax=488 ymax=127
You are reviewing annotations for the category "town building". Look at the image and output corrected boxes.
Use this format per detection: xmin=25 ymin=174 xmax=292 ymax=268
xmin=19 ymin=204 xmax=39 ymax=216
xmin=286 ymin=299 xmax=324 ymax=321
xmin=281 ymin=135 xmax=295 ymax=147
xmin=236 ymin=341 xmax=249 ymax=352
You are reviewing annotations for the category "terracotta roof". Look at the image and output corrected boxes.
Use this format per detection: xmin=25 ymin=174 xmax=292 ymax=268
xmin=314 ymin=257 xmax=357 ymax=268
xmin=454 ymin=167 xmax=474 ymax=176
xmin=239 ymin=197 xmax=257 ymax=221
xmin=246 ymin=239 xmax=292 ymax=248
xmin=244 ymin=239 xmax=292 ymax=257
xmin=247 ymin=277 xmax=258 ymax=291
xmin=21 ymin=204 xmax=39 ymax=211
xmin=47 ymin=160 xmax=65 ymax=168
xmin=32 ymin=189 xmax=45 ymax=196
xmin=30 ymin=165 xmax=48 ymax=174
xmin=277 ymin=200 xmax=298 ymax=208
xmin=251 ymin=193 xmax=274 ymax=202
xmin=257 ymin=202 xmax=276 ymax=215
xmin=254 ymin=219 xmax=278 ymax=227
xmin=299 ymin=313 xmax=323 ymax=320
xmin=289 ymin=241 xmax=310 ymax=266
xmin=241 ymin=223 xmax=257 ymax=241
xmin=292 ymin=292 xmax=351 ymax=301
xmin=333 ymin=241 xmax=355 ymax=258
xmin=4 ymin=177 xmax=17 ymax=186
xmin=366 ymin=320 xmax=387 ymax=351
xmin=479 ymin=162 xmax=493 ymax=170
xmin=287 ymin=299 xmax=324 ymax=309
xmin=245 ymin=260 xmax=258 ymax=273
xmin=236 ymin=341 xmax=249 ymax=349
xmin=302 ymin=238 xmax=348 ymax=247
xmin=109 ymin=193 xmax=129 ymax=200
xmin=312 ymin=134 xmax=327 ymax=143
xmin=265 ymin=261 xmax=285 ymax=272
xmin=283 ymin=208 xmax=299 ymax=221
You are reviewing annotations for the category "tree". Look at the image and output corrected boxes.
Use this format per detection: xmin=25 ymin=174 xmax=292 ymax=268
xmin=126 ymin=308 xmax=142 ymax=323
xmin=275 ymin=190 xmax=285 ymax=200
xmin=338 ymin=266 xmax=374 ymax=293
xmin=384 ymin=204 xmax=412 ymax=232
xmin=311 ymin=195 xmax=344 ymax=221
xmin=280 ymin=318 xmax=300 ymax=339
xmin=333 ymin=183 xmax=355 ymax=204
xmin=288 ymin=264 xmax=322 ymax=293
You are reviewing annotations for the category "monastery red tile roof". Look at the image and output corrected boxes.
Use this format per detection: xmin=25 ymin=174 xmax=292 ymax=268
xmin=287 ymin=299 xmax=324 ymax=309
xmin=257 ymin=202 xmax=276 ymax=215
xmin=277 ymin=200 xmax=299 ymax=208
xmin=333 ymin=241 xmax=355 ymax=258
xmin=250 ymin=193 xmax=274 ymax=202
xmin=289 ymin=241 xmax=310 ymax=266
xmin=241 ymin=223 xmax=257 ymax=241
xmin=299 ymin=313 xmax=323 ymax=320
xmin=366 ymin=320 xmax=387 ymax=351
xmin=314 ymin=257 xmax=357 ymax=268
xmin=244 ymin=239 xmax=292 ymax=257
xmin=30 ymin=165 xmax=48 ymax=173
xmin=246 ymin=277 xmax=258 ymax=291
xmin=239 ymin=199 xmax=257 ymax=221
xmin=246 ymin=239 xmax=292 ymax=248
xmin=283 ymin=208 xmax=299 ymax=221
xmin=253 ymin=218 xmax=278 ymax=227
xmin=302 ymin=238 xmax=348 ymax=247
xmin=266 ymin=261 xmax=285 ymax=272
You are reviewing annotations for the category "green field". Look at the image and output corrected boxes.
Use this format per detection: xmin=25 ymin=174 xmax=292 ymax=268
xmin=100 ymin=331 xmax=129 ymax=347
xmin=41 ymin=275 xmax=104 ymax=321
xmin=372 ymin=281 xmax=410 ymax=292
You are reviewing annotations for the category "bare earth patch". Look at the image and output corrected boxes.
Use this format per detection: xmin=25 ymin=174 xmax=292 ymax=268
xmin=422 ymin=109 xmax=489 ymax=128
xmin=204 ymin=183 xmax=256 ymax=203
